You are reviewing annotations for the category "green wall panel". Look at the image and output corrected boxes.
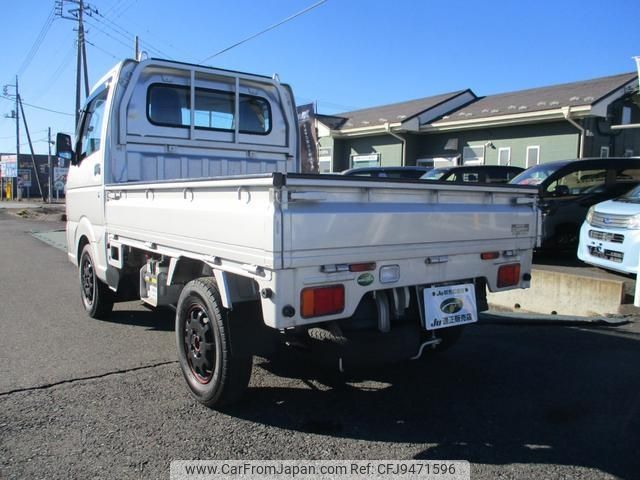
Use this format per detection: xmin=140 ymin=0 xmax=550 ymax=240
xmin=417 ymin=122 xmax=580 ymax=168
xmin=344 ymin=135 xmax=403 ymax=168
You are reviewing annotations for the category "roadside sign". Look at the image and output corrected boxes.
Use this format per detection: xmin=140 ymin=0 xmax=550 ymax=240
xmin=0 ymin=158 xmax=18 ymax=178
xmin=18 ymin=169 xmax=32 ymax=188
xmin=54 ymin=167 xmax=69 ymax=191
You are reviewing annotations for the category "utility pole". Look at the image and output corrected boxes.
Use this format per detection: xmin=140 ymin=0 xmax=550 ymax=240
xmin=134 ymin=35 xmax=140 ymax=61
xmin=17 ymin=96 xmax=44 ymax=199
xmin=47 ymin=127 xmax=53 ymax=204
xmin=15 ymin=76 xmax=19 ymax=201
xmin=56 ymin=0 xmax=96 ymax=127
xmin=2 ymin=77 xmax=19 ymax=201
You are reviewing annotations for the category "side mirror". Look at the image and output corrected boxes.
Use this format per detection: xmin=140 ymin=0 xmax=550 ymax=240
xmin=553 ymin=185 xmax=570 ymax=197
xmin=55 ymin=132 xmax=76 ymax=165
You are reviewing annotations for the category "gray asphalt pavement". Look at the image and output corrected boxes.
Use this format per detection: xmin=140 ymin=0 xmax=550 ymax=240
xmin=1 ymin=209 xmax=640 ymax=480
xmin=0 ymin=212 xmax=175 ymax=394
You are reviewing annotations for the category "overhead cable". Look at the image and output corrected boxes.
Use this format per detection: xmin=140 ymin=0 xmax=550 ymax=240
xmin=17 ymin=7 xmax=56 ymax=76
xmin=200 ymin=0 xmax=328 ymax=63
xmin=0 ymin=95 xmax=74 ymax=117
xmin=93 ymin=10 xmax=173 ymax=59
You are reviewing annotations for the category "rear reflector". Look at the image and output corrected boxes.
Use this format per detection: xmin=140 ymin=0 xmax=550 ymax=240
xmin=300 ymin=285 xmax=345 ymax=318
xmin=349 ymin=262 xmax=376 ymax=272
xmin=481 ymin=251 xmax=500 ymax=260
xmin=497 ymin=263 xmax=521 ymax=288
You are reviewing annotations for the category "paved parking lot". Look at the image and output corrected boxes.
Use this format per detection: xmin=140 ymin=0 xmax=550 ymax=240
xmin=1 ymin=210 xmax=639 ymax=480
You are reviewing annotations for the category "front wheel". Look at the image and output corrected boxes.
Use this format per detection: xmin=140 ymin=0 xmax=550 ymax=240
xmin=79 ymin=244 xmax=114 ymax=319
xmin=175 ymin=277 xmax=253 ymax=408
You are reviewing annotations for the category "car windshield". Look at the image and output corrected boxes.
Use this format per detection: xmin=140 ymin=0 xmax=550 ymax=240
xmin=617 ymin=184 xmax=640 ymax=203
xmin=421 ymin=168 xmax=450 ymax=180
xmin=510 ymin=163 xmax=564 ymax=186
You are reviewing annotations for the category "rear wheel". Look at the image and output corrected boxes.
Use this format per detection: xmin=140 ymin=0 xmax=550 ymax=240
xmin=79 ymin=244 xmax=114 ymax=319
xmin=175 ymin=277 xmax=253 ymax=408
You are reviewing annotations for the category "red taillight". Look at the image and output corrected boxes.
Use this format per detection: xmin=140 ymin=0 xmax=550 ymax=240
xmin=481 ymin=251 xmax=500 ymax=260
xmin=497 ymin=263 xmax=521 ymax=288
xmin=300 ymin=285 xmax=345 ymax=318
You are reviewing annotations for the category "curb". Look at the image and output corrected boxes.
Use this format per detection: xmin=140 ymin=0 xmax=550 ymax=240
xmin=480 ymin=310 xmax=633 ymax=326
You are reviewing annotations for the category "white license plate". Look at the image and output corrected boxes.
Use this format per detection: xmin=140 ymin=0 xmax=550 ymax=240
xmin=423 ymin=283 xmax=478 ymax=330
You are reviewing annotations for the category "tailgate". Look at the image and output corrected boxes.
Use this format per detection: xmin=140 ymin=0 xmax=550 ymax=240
xmin=281 ymin=176 xmax=538 ymax=268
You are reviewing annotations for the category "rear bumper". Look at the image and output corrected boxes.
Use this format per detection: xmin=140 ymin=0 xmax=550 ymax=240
xmin=258 ymin=249 xmax=533 ymax=329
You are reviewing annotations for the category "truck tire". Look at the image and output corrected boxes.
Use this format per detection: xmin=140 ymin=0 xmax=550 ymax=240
xmin=175 ymin=277 xmax=253 ymax=409
xmin=79 ymin=244 xmax=114 ymax=319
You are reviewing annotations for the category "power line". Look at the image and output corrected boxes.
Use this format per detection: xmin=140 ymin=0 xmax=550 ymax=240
xmin=100 ymin=0 xmax=128 ymax=18
xmin=110 ymin=0 xmax=139 ymax=20
xmin=0 ymin=129 xmax=47 ymax=140
xmin=56 ymin=0 xmax=96 ymax=126
xmin=142 ymin=26 xmax=189 ymax=60
xmin=85 ymin=39 xmax=119 ymax=60
xmin=92 ymin=10 xmax=173 ymax=59
xmin=0 ymin=95 xmax=74 ymax=116
xmin=32 ymin=43 xmax=77 ymax=102
xmin=84 ymin=16 xmax=132 ymax=54
xmin=17 ymin=7 xmax=56 ymax=76
xmin=200 ymin=0 xmax=328 ymax=63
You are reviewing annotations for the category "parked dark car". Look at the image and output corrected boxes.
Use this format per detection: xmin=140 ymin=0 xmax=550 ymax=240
xmin=341 ymin=166 xmax=432 ymax=179
xmin=421 ymin=165 xmax=524 ymax=183
xmin=509 ymin=157 xmax=640 ymax=250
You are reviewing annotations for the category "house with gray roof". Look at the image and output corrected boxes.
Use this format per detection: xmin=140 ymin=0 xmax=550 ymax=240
xmin=316 ymin=72 xmax=640 ymax=172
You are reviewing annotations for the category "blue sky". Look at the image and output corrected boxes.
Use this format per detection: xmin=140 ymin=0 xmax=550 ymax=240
xmin=1 ymin=0 xmax=639 ymax=154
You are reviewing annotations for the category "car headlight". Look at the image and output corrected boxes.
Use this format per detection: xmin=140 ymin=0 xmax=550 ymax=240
xmin=627 ymin=214 xmax=640 ymax=230
xmin=586 ymin=206 xmax=595 ymax=225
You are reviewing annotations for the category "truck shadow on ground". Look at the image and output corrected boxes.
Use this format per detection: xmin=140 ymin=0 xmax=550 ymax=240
xmin=227 ymin=323 xmax=640 ymax=479
xmin=99 ymin=304 xmax=175 ymax=331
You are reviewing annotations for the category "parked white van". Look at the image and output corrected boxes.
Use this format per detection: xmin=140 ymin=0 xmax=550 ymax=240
xmin=577 ymin=185 xmax=640 ymax=274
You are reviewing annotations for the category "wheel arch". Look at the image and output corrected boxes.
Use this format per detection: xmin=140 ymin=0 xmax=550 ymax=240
xmin=167 ymin=257 xmax=260 ymax=310
xmin=77 ymin=235 xmax=90 ymax=262
xmin=73 ymin=217 xmax=108 ymax=281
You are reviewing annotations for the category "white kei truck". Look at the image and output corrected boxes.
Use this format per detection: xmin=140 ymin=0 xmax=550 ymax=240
xmin=57 ymin=58 xmax=538 ymax=408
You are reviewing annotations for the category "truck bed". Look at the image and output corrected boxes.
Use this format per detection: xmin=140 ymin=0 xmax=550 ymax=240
xmin=103 ymin=173 xmax=538 ymax=272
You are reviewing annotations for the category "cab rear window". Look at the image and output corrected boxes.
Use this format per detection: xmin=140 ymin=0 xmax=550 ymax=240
xmin=147 ymin=84 xmax=271 ymax=135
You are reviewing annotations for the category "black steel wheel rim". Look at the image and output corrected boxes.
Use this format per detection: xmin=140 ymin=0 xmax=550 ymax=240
xmin=184 ymin=303 xmax=215 ymax=384
xmin=81 ymin=254 xmax=95 ymax=306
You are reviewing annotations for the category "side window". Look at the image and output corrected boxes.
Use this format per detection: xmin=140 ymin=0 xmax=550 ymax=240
xmin=78 ymin=89 xmax=109 ymax=161
xmin=545 ymin=169 xmax=606 ymax=195
xmin=526 ymin=146 xmax=540 ymax=167
xmin=617 ymin=168 xmax=640 ymax=182
xmin=498 ymin=147 xmax=511 ymax=166
xmin=147 ymin=84 xmax=271 ymax=135
xmin=239 ymin=95 xmax=271 ymax=134
xmin=462 ymin=146 xmax=485 ymax=165
xmin=486 ymin=170 xmax=507 ymax=183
